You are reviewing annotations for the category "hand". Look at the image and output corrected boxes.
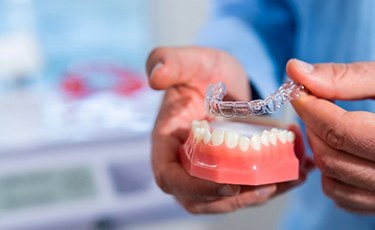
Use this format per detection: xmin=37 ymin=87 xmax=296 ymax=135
xmin=146 ymin=47 xmax=313 ymax=214
xmin=287 ymin=59 xmax=375 ymax=214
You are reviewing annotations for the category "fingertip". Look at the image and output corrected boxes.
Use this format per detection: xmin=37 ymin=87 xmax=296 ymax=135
xmin=294 ymin=59 xmax=315 ymax=74
xmin=148 ymin=62 xmax=168 ymax=90
xmin=148 ymin=60 xmax=180 ymax=91
xmin=218 ymin=184 xmax=241 ymax=197
xmin=286 ymin=58 xmax=301 ymax=82
xmin=146 ymin=47 xmax=182 ymax=90
xmin=166 ymin=163 xmax=242 ymax=201
xmin=150 ymin=62 xmax=164 ymax=77
xmin=286 ymin=59 xmax=316 ymax=89
xmin=146 ymin=47 xmax=170 ymax=90
xmin=255 ymin=185 xmax=277 ymax=198
xmin=290 ymin=93 xmax=313 ymax=116
xmin=146 ymin=47 xmax=168 ymax=76
xmin=286 ymin=58 xmax=297 ymax=75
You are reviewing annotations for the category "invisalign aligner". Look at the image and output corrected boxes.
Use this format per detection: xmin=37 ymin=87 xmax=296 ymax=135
xmin=205 ymin=81 xmax=305 ymax=118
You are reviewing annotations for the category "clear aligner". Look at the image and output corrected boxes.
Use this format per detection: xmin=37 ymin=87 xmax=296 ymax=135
xmin=205 ymin=81 xmax=305 ymax=118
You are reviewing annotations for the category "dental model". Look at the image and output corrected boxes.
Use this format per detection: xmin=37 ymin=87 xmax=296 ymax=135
xmin=205 ymin=81 xmax=305 ymax=118
xmin=180 ymin=120 xmax=299 ymax=185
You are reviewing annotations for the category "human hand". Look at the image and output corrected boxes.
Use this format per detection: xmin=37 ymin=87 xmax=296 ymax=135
xmin=287 ymin=59 xmax=375 ymax=214
xmin=146 ymin=47 xmax=313 ymax=214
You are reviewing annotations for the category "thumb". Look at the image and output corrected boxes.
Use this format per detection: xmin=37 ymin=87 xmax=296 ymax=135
xmin=286 ymin=59 xmax=375 ymax=100
xmin=146 ymin=47 xmax=220 ymax=91
xmin=146 ymin=47 xmax=197 ymax=90
xmin=146 ymin=46 xmax=250 ymax=101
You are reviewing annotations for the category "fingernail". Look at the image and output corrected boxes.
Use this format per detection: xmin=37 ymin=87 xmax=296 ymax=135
xmin=294 ymin=59 xmax=314 ymax=74
xmin=218 ymin=185 xmax=240 ymax=196
xmin=150 ymin=62 xmax=163 ymax=77
xmin=255 ymin=186 xmax=275 ymax=198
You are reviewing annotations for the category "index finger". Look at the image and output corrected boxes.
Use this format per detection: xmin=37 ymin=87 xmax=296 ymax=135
xmin=292 ymin=95 xmax=375 ymax=161
xmin=286 ymin=59 xmax=375 ymax=100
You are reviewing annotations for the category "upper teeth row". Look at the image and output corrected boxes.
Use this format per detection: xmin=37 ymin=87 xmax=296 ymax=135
xmin=191 ymin=120 xmax=295 ymax=152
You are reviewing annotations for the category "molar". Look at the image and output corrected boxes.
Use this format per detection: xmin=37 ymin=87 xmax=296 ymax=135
xmin=195 ymin=127 xmax=205 ymax=143
xmin=287 ymin=131 xmax=295 ymax=143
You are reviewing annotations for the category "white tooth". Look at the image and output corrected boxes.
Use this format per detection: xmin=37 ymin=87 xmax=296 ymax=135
xmin=195 ymin=128 xmax=205 ymax=143
xmin=250 ymin=134 xmax=261 ymax=151
xmin=277 ymin=130 xmax=287 ymax=144
xmin=261 ymin=130 xmax=270 ymax=146
xmin=224 ymin=130 xmax=239 ymax=149
xmin=192 ymin=120 xmax=200 ymax=129
xmin=193 ymin=127 xmax=200 ymax=142
xmin=201 ymin=120 xmax=210 ymax=129
xmin=192 ymin=120 xmax=201 ymax=135
xmin=269 ymin=132 xmax=277 ymax=146
xmin=203 ymin=129 xmax=212 ymax=144
xmin=212 ymin=128 xmax=225 ymax=146
xmin=192 ymin=126 xmax=199 ymax=136
xmin=238 ymin=136 xmax=250 ymax=152
xmin=287 ymin=131 xmax=295 ymax=143
xmin=270 ymin=128 xmax=279 ymax=134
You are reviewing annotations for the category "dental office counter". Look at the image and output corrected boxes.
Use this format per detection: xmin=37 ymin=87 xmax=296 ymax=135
xmin=0 ymin=136 xmax=190 ymax=230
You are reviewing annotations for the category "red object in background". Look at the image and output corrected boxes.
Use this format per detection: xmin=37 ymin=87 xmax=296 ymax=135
xmin=62 ymin=63 xmax=145 ymax=98
xmin=62 ymin=74 xmax=88 ymax=97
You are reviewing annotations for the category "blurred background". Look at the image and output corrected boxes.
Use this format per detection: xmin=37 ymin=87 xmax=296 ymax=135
xmin=0 ymin=0 xmax=288 ymax=229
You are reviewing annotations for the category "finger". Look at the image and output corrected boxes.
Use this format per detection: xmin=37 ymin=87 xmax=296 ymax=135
xmin=286 ymin=59 xmax=375 ymax=100
xmin=292 ymin=94 xmax=375 ymax=161
xmin=275 ymin=124 xmax=315 ymax=195
xmin=287 ymin=124 xmax=315 ymax=170
xmin=275 ymin=174 xmax=306 ymax=195
xmin=275 ymin=159 xmax=313 ymax=195
xmin=152 ymin=134 xmax=241 ymax=201
xmin=146 ymin=47 xmax=250 ymax=100
xmin=306 ymin=129 xmax=375 ymax=192
xmin=146 ymin=47 xmax=206 ymax=90
xmin=336 ymin=203 xmax=375 ymax=215
xmin=322 ymin=175 xmax=375 ymax=211
xmin=177 ymin=185 xmax=276 ymax=214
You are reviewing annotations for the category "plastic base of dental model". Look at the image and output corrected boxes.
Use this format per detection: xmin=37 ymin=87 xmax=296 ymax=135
xmin=205 ymin=81 xmax=305 ymax=118
xmin=180 ymin=120 xmax=299 ymax=185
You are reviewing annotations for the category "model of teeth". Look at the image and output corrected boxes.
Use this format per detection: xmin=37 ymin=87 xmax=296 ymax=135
xmin=191 ymin=120 xmax=295 ymax=151
xmin=180 ymin=119 xmax=300 ymax=186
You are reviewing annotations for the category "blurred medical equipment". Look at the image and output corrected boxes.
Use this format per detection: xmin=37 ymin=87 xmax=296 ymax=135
xmin=0 ymin=0 xmax=42 ymax=91
xmin=0 ymin=1 xmax=189 ymax=229
xmin=61 ymin=62 xmax=144 ymax=98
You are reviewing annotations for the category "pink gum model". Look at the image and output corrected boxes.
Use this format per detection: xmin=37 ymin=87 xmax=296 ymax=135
xmin=180 ymin=120 xmax=299 ymax=185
